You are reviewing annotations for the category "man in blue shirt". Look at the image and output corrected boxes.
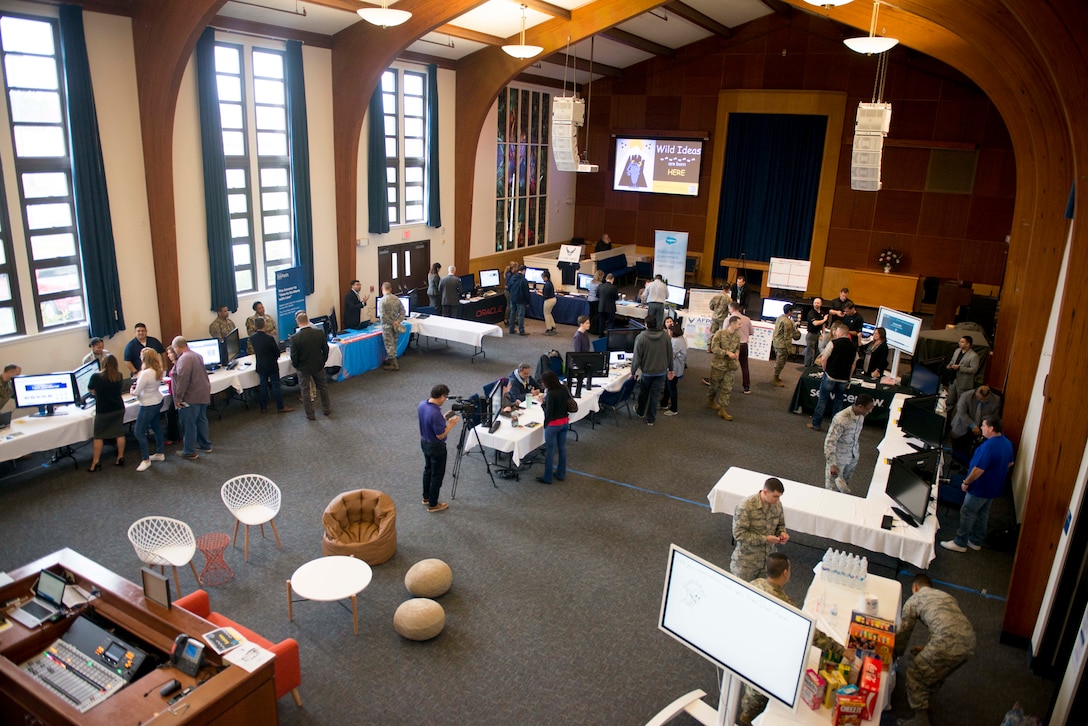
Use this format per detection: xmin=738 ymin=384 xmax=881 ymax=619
xmin=418 ymin=384 xmax=459 ymax=513
xmin=941 ymin=415 xmax=1014 ymax=552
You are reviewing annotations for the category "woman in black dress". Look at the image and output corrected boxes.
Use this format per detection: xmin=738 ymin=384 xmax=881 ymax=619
xmin=87 ymin=354 xmax=126 ymax=471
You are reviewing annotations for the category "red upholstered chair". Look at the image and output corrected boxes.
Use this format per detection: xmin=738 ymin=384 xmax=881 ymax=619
xmin=175 ymin=589 xmax=302 ymax=706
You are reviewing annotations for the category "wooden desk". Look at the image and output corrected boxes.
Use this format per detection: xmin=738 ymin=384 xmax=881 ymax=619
xmin=821 ymin=267 xmax=920 ymax=311
xmin=0 ymin=549 xmax=277 ymax=725
xmin=719 ymin=258 xmax=772 ymax=298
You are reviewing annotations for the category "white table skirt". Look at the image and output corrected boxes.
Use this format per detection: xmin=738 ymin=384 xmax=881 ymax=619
xmin=708 ymin=466 xmax=938 ymax=569
xmin=412 ymin=315 xmax=503 ymax=347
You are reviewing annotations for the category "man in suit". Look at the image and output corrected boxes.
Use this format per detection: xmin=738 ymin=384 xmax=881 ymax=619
xmin=438 ymin=265 xmax=462 ymax=318
xmin=944 ymin=335 xmax=980 ymax=408
xmin=597 ymin=273 xmax=619 ymax=337
xmin=729 ymin=275 xmax=751 ymax=315
xmin=342 ymin=279 xmax=369 ymax=330
xmin=290 ymin=311 xmax=331 ymax=421
xmin=950 ymin=385 xmax=1002 ymax=448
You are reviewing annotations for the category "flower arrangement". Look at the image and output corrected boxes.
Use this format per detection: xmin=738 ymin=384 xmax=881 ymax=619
xmin=877 ymin=248 xmax=903 ymax=271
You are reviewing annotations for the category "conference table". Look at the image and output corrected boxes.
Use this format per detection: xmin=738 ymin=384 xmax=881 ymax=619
xmin=708 ymin=394 xmax=940 ymax=569
xmin=463 ymin=367 xmax=631 ymax=468
xmin=411 ymin=314 xmax=504 ymax=361
xmin=789 ymin=367 xmax=903 ymax=424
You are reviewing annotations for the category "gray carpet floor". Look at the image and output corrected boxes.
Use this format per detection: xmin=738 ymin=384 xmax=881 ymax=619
xmin=0 ymin=304 xmax=1055 ymax=725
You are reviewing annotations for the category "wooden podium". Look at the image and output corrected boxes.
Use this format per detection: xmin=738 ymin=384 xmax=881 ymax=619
xmin=0 ymin=549 xmax=277 ymax=725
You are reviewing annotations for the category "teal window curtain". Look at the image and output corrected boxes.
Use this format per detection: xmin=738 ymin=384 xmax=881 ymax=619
xmin=367 ymin=86 xmax=390 ymax=234
xmin=58 ymin=5 xmax=124 ymax=338
xmin=714 ymin=113 xmax=827 ymax=264
xmin=196 ymin=28 xmax=237 ymax=313
xmin=285 ymin=41 xmax=314 ymax=295
xmin=425 ymin=63 xmax=441 ymax=227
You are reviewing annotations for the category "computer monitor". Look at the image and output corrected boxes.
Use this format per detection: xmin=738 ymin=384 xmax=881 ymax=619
xmin=665 ymin=284 xmax=686 ymax=307
xmin=908 ymin=361 xmax=941 ymax=396
xmin=606 ymin=328 xmax=640 ymax=353
xmin=609 ymin=351 xmax=629 ymax=366
xmin=328 ymin=306 xmax=340 ymax=335
xmin=222 ymin=327 xmax=241 ymax=361
xmin=886 ymin=450 xmax=939 ymax=526
xmin=898 ymin=395 xmax=944 ymax=447
xmin=576 ymin=272 xmax=594 ymax=291
xmin=398 ymin=296 xmax=411 ymax=316
xmin=459 ymin=273 xmax=476 ymax=294
xmin=310 ymin=315 xmax=332 ymax=339
xmin=187 ymin=338 xmax=223 ymax=369
xmin=479 ymin=268 xmax=500 ymax=288
xmin=659 ymin=545 xmax=815 ymax=710
xmin=565 ymin=351 xmax=607 ymax=395
xmin=13 ymin=372 xmax=77 ymax=415
xmin=761 ymin=298 xmax=791 ymax=321
xmin=72 ymin=360 xmax=98 ymax=405
xmin=524 ymin=267 xmax=545 ymax=285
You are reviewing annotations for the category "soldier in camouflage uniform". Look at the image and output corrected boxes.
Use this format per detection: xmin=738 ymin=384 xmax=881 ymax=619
xmin=824 ymin=394 xmax=875 ymax=492
xmin=379 ymin=282 xmax=406 ymax=371
xmin=730 ymin=477 xmax=788 ymax=581
xmin=245 ymin=301 xmax=278 ymax=354
xmin=208 ymin=305 xmax=238 ymax=340
xmin=738 ymin=553 xmax=846 ymax=725
xmin=708 ymin=283 xmax=730 ymax=335
xmin=893 ymin=574 xmax=976 ymax=726
xmin=771 ymin=303 xmax=799 ymax=386
xmin=708 ymin=315 xmax=741 ymax=421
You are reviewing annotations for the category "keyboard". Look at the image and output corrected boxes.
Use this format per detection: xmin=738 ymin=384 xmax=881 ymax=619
xmin=22 ymin=638 xmax=125 ymax=713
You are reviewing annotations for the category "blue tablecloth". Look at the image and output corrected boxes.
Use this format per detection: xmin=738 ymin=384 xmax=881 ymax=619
xmin=527 ymin=292 xmax=590 ymax=326
xmin=335 ymin=322 xmax=412 ymax=380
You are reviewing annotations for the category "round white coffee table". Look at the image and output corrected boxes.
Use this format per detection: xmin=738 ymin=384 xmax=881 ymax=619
xmin=286 ymin=556 xmax=373 ymax=635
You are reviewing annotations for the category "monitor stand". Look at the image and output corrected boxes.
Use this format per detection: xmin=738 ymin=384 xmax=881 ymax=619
xmin=891 ymin=506 xmax=920 ymax=528
xmin=32 ymin=405 xmax=68 ymax=417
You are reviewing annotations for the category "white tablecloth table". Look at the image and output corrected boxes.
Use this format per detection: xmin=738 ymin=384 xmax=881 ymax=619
xmin=708 ymin=464 xmax=938 ymax=569
xmin=411 ymin=314 xmax=503 ymax=360
xmin=462 ymin=369 xmax=629 ymax=467
xmin=755 ymin=568 xmax=901 ymax=725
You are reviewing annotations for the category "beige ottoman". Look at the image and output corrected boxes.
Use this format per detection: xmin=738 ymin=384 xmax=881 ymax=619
xmin=393 ymin=598 xmax=445 ymax=641
xmin=404 ymin=558 xmax=452 ymax=598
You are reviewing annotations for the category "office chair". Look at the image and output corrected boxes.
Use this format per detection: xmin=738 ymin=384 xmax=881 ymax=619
xmin=221 ymin=474 xmax=283 ymax=562
xmin=127 ymin=516 xmax=200 ymax=595
xmin=595 ymin=378 xmax=636 ymax=426
xmin=634 ymin=260 xmax=653 ymax=288
xmin=592 ymin=337 xmax=608 ymax=353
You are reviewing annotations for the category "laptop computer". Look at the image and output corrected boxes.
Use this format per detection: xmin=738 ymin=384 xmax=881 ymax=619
xmin=0 ymin=410 xmax=11 ymax=430
xmin=9 ymin=569 xmax=67 ymax=628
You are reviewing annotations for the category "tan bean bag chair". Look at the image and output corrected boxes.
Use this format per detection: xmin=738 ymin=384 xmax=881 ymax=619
xmin=321 ymin=489 xmax=397 ymax=565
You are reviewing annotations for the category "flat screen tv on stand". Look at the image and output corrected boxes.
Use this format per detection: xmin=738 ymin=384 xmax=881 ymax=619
xmin=886 ymin=450 xmax=939 ymax=526
xmin=652 ymin=545 xmax=815 ymax=724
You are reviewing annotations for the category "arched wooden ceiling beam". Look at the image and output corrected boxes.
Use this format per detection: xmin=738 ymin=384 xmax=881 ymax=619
xmin=132 ymin=0 xmax=226 ymax=337
xmin=599 ymin=26 xmax=673 ymax=57
xmin=331 ymin=0 xmax=490 ymax=299
xmin=520 ymin=0 xmax=571 ymax=21
xmin=784 ymin=0 xmax=1088 ymax=641
xmin=664 ymin=1 xmax=732 ymax=38
xmin=453 ymin=0 xmax=669 ymax=273
xmin=542 ymin=51 xmax=623 ymax=78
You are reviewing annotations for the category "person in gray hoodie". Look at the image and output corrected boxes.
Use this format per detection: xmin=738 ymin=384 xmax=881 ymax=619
xmin=631 ymin=316 xmax=674 ymax=426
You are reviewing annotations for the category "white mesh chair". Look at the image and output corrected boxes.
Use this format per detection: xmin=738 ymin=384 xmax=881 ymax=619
xmin=127 ymin=516 xmax=200 ymax=595
xmin=221 ymin=474 xmax=283 ymax=562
